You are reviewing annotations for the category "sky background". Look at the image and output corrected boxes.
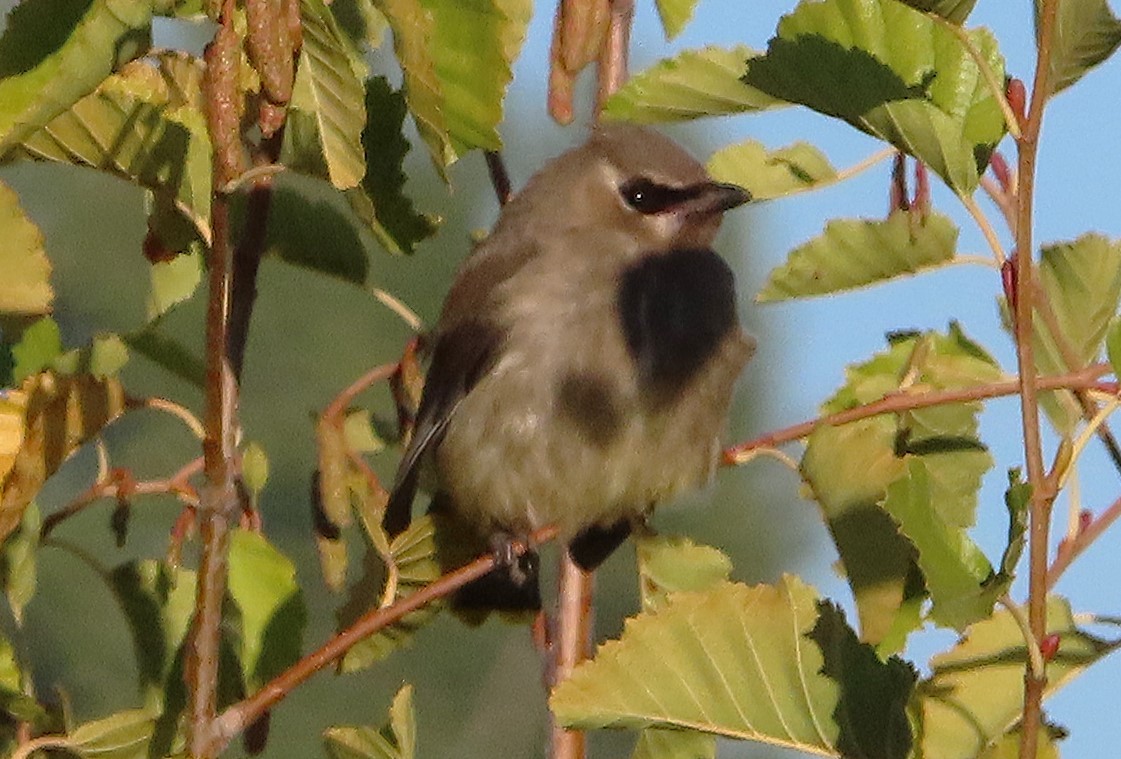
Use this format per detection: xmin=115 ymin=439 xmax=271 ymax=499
xmin=3 ymin=0 xmax=1121 ymax=757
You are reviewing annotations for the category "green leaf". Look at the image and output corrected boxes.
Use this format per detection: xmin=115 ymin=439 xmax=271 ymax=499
xmin=1005 ymin=233 xmax=1121 ymax=433
xmin=122 ymin=327 xmax=205 ymax=387
xmin=108 ymin=560 xmax=197 ymax=706
xmin=0 ymin=0 xmax=153 ymax=152
xmin=10 ymin=317 xmax=62 ymax=383
xmin=147 ymin=246 xmax=203 ymax=321
xmin=425 ymin=0 xmax=530 ymax=156
xmin=0 ymin=501 xmax=38 ymax=625
xmin=635 ymin=533 xmax=731 ymax=612
xmin=324 ymin=684 xmax=417 ymax=759
xmin=997 ymin=469 xmax=1029 ymax=581
xmin=1107 ymin=316 xmax=1121 ymax=379
xmin=603 ymin=46 xmax=783 ymax=124
xmin=0 ymin=628 xmax=46 ymax=724
xmin=228 ymin=529 xmax=306 ymax=688
xmin=0 ymin=181 xmax=52 ymax=315
xmin=881 ymin=459 xmax=997 ymax=631
xmin=88 ymin=334 xmax=129 ymax=379
xmin=552 ymin=577 xmax=840 ymax=754
xmin=743 ymin=0 xmax=1006 ymax=193
xmin=8 ymin=53 xmax=211 ymax=238
xmin=707 ymin=139 xmax=837 ymax=201
xmin=759 ymin=211 xmax=958 ymax=301
xmin=376 ymin=0 xmax=453 ymax=172
xmin=242 ymin=440 xmax=270 ymax=495
xmin=337 ymin=518 xmax=442 ymax=672
xmin=653 ymin=0 xmax=698 ymax=40
xmin=895 ymin=0 xmax=977 ymax=24
xmin=347 ymin=76 xmax=439 ymax=256
xmin=632 ymin=728 xmax=715 ymax=759
xmin=67 ymin=708 xmax=156 ymax=759
xmin=911 ymin=597 xmax=1120 ymax=759
xmin=803 ymin=326 xmax=1000 ymax=645
xmin=809 ymin=602 xmax=915 ymax=759
xmin=1039 ymin=0 xmax=1121 ymax=95
xmin=283 ymin=0 xmax=367 ymax=190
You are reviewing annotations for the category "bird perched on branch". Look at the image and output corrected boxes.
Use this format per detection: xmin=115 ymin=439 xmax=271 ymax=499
xmin=384 ymin=124 xmax=754 ymax=610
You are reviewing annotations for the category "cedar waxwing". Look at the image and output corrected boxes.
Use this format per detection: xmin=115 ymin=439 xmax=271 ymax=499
xmin=384 ymin=124 xmax=754 ymax=610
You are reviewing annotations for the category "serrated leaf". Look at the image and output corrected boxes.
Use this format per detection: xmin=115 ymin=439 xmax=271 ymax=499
xmin=803 ymin=326 xmax=1000 ymax=645
xmin=228 ymin=529 xmax=306 ymax=688
xmin=282 ymin=0 xmax=367 ymax=190
xmin=552 ymin=577 xmax=839 ymax=754
xmin=0 ymin=371 xmax=127 ymax=543
xmin=338 ymin=517 xmax=442 ymax=672
xmin=636 ymin=533 xmax=731 ymax=612
xmin=895 ymin=0 xmax=977 ymax=24
xmin=347 ymin=76 xmax=439 ymax=256
xmin=0 ymin=0 xmax=153 ymax=152
xmin=759 ymin=210 xmax=958 ymax=302
xmin=9 ymin=54 xmax=212 ymax=239
xmin=108 ymin=560 xmax=197 ymax=707
xmin=426 ymin=0 xmax=530 ymax=156
xmin=10 ymin=317 xmax=62 ymax=383
xmin=809 ymin=602 xmax=915 ymax=759
xmin=1039 ymin=0 xmax=1121 ymax=95
xmin=653 ymin=0 xmax=698 ymax=40
xmin=0 ymin=181 xmax=52 ymax=315
xmin=632 ymin=728 xmax=715 ymax=759
xmin=707 ymin=139 xmax=837 ymax=201
xmin=67 ymin=708 xmax=156 ymax=759
xmin=122 ymin=328 xmax=205 ymax=387
xmin=1 ymin=501 xmax=39 ymax=625
xmin=912 ymin=597 xmax=1120 ymax=759
xmin=324 ymin=684 xmax=416 ymax=759
xmin=881 ymin=459 xmax=997 ymax=631
xmin=1003 ymin=233 xmax=1121 ymax=433
xmin=148 ymin=246 xmax=203 ymax=321
xmin=376 ymin=0 xmax=454 ymax=172
xmin=603 ymin=46 xmax=783 ymax=124
xmin=743 ymin=0 xmax=1006 ymax=193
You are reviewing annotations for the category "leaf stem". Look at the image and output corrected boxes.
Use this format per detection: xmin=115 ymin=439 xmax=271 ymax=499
xmin=960 ymin=192 xmax=1008 ymax=266
xmin=930 ymin=14 xmax=1022 ymax=140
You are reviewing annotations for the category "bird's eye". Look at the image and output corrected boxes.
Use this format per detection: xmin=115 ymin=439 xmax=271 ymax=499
xmin=619 ymin=178 xmax=695 ymax=215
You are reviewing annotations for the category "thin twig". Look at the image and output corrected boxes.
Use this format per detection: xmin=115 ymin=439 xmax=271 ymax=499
xmin=980 ymin=175 xmax=1017 ymax=235
xmin=722 ymin=365 xmax=1113 ymax=464
xmin=210 ymin=525 xmax=559 ymax=753
xmin=999 ymin=595 xmax=1045 ymax=680
xmin=1048 ymin=492 xmax=1121 ymax=589
xmin=368 ymin=286 xmax=425 ymax=332
xmin=129 ymin=395 xmax=207 ymax=440
xmin=959 ymin=192 xmax=1008 ymax=266
xmin=323 ymin=360 xmax=400 ymax=421
xmin=485 ymin=151 xmax=513 ymax=205
xmin=1015 ymin=0 xmax=1061 ymax=754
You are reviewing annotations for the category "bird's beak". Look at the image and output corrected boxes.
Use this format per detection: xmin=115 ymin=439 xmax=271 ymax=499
xmin=685 ymin=182 xmax=752 ymax=217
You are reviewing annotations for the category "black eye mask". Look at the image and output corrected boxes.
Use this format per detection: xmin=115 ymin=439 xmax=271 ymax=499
xmin=618 ymin=177 xmax=704 ymax=215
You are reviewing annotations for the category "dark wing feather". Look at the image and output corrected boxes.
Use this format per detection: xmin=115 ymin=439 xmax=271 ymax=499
xmin=383 ymin=320 xmax=506 ymax=536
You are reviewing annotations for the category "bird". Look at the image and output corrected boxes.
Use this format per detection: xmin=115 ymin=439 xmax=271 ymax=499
xmin=383 ymin=123 xmax=754 ymax=611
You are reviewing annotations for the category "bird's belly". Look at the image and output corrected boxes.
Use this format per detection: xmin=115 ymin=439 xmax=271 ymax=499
xmin=435 ymin=330 xmax=747 ymax=539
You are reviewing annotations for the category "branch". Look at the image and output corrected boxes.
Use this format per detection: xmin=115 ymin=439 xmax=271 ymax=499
xmin=1048 ymin=491 xmax=1121 ymax=589
xmin=210 ymin=525 xmax=559 ymax=753
xmin=722 ymin=365 xmax=1113 ymax=464
xmin=1015 ymin=0 xmax=1061 ymax=755
xmin=485 ymin=151 xmax=513 ymax=205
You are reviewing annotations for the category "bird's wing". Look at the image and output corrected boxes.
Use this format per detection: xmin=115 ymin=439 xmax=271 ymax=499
xmin=383 ymin=319 xmax=506 ymax=536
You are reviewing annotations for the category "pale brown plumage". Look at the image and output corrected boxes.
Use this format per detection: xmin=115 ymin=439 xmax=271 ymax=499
xmin=385 ymin=124 xmax=753 ymax=607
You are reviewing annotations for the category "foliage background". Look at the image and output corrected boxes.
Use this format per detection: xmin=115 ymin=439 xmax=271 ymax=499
xmin=1 ymin=0 xmax=1119 ymax=757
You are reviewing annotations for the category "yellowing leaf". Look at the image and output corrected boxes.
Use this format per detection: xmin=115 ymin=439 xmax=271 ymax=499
xmin=0 ymin=181 xmax=52 ymax=315
xmin=708 ymin=140 xmax=837 ymax=201
xmin=0 ymin=372 xmax=127 ymax=543
xmin=603 ymin=46 xmax=782 ymax=124
xmin=758 ymin=211 xmax=959 ymax=302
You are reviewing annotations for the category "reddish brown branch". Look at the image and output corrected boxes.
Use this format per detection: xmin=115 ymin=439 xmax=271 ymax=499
xmin=210 ymin=525 xmax=559 ymax=753
xmin=1015 ymin=2 xmax=1061 ymax=755
xmin=1048 ymin=492 xmax=1121 ymax=589
xmin=722 ymin=365 xmax=1113 ymax=464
